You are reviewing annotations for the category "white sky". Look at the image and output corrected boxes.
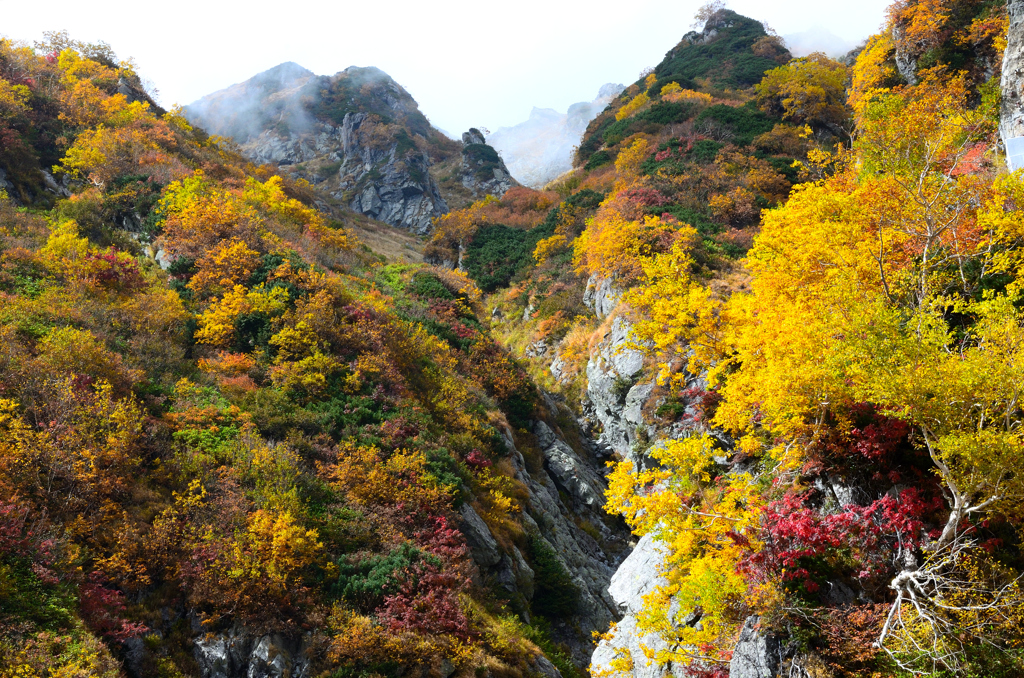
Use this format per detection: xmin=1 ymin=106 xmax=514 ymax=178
xmin=0 ymin=0 xmax=892 ymax=134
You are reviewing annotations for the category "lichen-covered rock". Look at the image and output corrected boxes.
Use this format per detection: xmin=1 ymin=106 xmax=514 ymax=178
xmin=591 ymin=535 xmax=679 ymax=678
xmin=583 ymin=275 xmax=621 ymax=319
xmin=460 ymin=128 xmax=517 ymax=199
xmin=729 ymin=616 xmax=783 ymax=678
xmin=585 ymin=316 xmax=653 ymax=464
xmin=1002 ymin=0 xmax=1024 ymax=168
xmin=459 ymin=502 xmax=502 ymax=568
xmin=193 ymin=627 xmax=309 ymax=678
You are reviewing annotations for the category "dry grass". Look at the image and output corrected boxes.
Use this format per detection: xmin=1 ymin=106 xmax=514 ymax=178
xmin=344 ymin=213 xmax=425 ymax=263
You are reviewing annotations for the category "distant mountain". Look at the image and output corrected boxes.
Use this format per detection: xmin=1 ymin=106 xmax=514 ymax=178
xmin=487 ymin=83 xmax=624 ymax=189
xmin=783 ymin=27 xmax=857 ymax=58
xmin=186 ymin=64 xmax=515 ymax=232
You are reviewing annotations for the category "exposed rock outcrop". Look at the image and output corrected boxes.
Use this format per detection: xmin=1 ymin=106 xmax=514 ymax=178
xmin=460 ymin=128 xmax=517 ymax=199
xmin=729 ymin=617 xmax=783 ymax=678
xmin=591 ymin=534 xmax=676 ymax=678
xmin=482 ymin=419 xmax=629 ymax=665
xmin=1002 ymin=0 xmax=1024 ymax=169
xmin=193 ymin=629 xmax=310 ymax=678
xmin=186 ymin=64 xmax=455 ymax=233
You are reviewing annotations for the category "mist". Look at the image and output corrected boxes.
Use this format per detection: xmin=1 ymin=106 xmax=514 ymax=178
xmin=0 ymin=0 xmax=893 ymax=135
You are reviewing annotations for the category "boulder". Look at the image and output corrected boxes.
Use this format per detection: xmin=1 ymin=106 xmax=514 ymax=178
xmin=459 ymin=503 xmax=502 ymax=568
xmin=193 ymin=628 xmax=309 ymax=678
xmin=729 ymin=616 xmax=783 ymax=678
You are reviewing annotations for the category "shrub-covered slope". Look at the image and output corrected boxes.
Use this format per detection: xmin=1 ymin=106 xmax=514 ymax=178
xmin=433 ymin=2 xmax=1024 ymax=677
xmin=0 ymin=34 xmax=628 ymax=678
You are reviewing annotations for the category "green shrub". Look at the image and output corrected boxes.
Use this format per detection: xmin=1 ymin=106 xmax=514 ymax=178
xmin=695 ymin=102 xmax=775 ymax=146
xmin=565 ymin=188 xmax=605 ymax=209
xmin=658 ymin=205 xmax=722 ymax=236
xmin=528 ymin=534 xmax=579 ymax=618
xmin=640 ymin=101 xmax=697 ymax=125
xmin=463 ymin=224 xmax=539 ymax=292
xmin=409 ymin=272 xmax=454 ymax=300
xmin=691 ymin=139 xmax=725 ymax=163
xmin=585 ymin=150 xmax=613 ymax=171
xmin=653 ymin=10 xmax=783 ymax=88
xmin=464 ymin=143 xmax=502 ymax=180
xmin=334 ymin=543 xmax=435 ymax=609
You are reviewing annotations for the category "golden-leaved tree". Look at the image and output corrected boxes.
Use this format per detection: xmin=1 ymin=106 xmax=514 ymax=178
xmin=608 ymin=49 xmax=1024 ymax=678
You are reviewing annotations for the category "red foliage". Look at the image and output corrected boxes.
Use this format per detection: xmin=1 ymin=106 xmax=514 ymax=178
xmin=620 ymin=187 xmax=670 ymax=210
xmin=79 ymin=571 xmax=149 ymax=642
xmin=465 ymin=449 xmax=492 ymax=470
xmin=85 ymin=250 xmax=145 ymax=290
xmin=745 ymin=488 xmax=943 ymax=590
xmin=847 ymin=408 xmax=911 ymax=462
xmin=378 ymin=560 xmax=471 ymax=641
xmin=0 ymin=502 xmax=60 ymax=585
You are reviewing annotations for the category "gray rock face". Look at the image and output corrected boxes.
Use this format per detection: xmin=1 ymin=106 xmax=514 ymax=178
xmin=585 ymin=316 xmax=652 ymax=465
xmin=193 ymin=628 xmax=309 ymax=678
xmin=460 ymin=128 xmax=517 ymax=199
xmin=891 ymin=22 xmax=918 ymax=86
xmin=188 ymin=63 xmax=449 ymax=234
xmin=493 ymin=423 xmax=628 ymax=665
xmin=462 ymin=129 xmax=486 ymax=145
xmin=591 ymin=535 xmax=677 ymax=678
xmin=459 ymin=502 xmax=502 ymax=568
xmin=40 ymin=170 xmax=70 ymax=198
xmin=729 ymin=616 xmax=783 ymax=678
xmin=1002 ymin=0 xmax=1024 ymax=166
xmin=534 ymin=420 xmax=606 ymax=511
xmin=583 ymin=275 xmax=621 ymax=319
xmin=240 ymin=111 xmax=448 ymax=235
xmin=0 ymin=168 xmax=13 ymax=195
xmin=337 ymin=112 xmax=448 ymax=234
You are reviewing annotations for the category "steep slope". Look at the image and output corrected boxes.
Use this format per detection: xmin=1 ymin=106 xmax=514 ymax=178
xmin=187 ymin=65 xmax=517 ymax=233
xmin=0 ymin=37 xmax=629 ymax=678
xmin=435 ymin=3 xmax=1024 ymax=678
xmin=487 ymin=84 xmax=624 ymax=188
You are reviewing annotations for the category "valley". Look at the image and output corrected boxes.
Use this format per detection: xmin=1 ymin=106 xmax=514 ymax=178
xmin=2 ymin=2 xmax=1024 ymax=678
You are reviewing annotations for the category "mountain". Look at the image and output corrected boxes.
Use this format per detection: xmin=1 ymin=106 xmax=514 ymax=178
xmin=0 ymin=34 xmax=623 ymax=678
xmin=575 ymin=9 xmax=791 ymax=168
xmin=186 ymin=64 xmax=517 ymax=233
xmin=487 ymin=83 xmax=624 ymax=189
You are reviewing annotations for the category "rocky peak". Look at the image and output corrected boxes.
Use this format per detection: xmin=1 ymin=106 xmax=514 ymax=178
xmin=185 ymin=63 xmax=460 ymax=233
xmin=462 ymin=127 xmax=487 ymax=145
xmin=459 ymin=129 xmax=517 ymax=199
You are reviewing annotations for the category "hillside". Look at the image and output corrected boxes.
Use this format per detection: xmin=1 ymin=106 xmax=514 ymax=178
xmin=4 ymin=2 xmax=1024 ymax=677
xmin=186 ymin=65 xmax=518 ymax=233
xmin=428 ymin=2 xmax=1024 ymax=677
xmin=0 ymin=34 xmax=628 ymax=678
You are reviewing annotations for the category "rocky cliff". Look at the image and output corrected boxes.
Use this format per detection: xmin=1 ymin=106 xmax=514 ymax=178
xmin=1003 ymin=0 xmax=1024 ymax=169
xmin=486 ymin=84 xmax=623 ymax=188
xmin=459 ymin=128 xmax=518 ymax=199
xmin=187 ymin=65 xmax=518 ymax=233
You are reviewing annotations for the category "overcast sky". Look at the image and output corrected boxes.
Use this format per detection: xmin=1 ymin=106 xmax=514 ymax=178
xmin=0 ymin=0 xmax=892 ymax=134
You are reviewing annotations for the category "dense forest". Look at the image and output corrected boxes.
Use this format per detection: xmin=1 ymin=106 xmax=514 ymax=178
xmin=2 ymin=0 xmax=1024 ymax=676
